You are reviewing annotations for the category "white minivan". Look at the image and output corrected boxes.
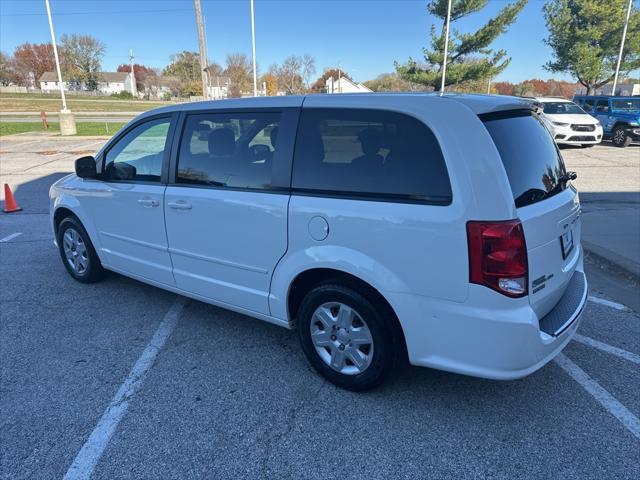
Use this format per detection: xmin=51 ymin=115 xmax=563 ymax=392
xmin=50 ymin=94 xmax=587 ymax=391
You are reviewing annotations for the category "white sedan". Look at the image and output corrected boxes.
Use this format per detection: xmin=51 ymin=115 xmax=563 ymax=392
xmin=535 ymin=97 xmax=603 ymax=147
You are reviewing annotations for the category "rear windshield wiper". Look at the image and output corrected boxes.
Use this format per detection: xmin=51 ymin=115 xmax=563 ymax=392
xmin=559 ymin=171 xmax=577 ymax=184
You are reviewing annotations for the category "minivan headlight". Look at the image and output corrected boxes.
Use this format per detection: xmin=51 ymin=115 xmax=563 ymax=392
xmin=552 ymin=121 xmax=569 ymax=127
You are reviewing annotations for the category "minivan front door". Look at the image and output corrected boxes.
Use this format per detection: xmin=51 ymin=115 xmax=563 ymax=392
xmin=82 ymin=115 xmax=176 ymax=285
xmin=164 ymin=110 xmax=295 ymax=314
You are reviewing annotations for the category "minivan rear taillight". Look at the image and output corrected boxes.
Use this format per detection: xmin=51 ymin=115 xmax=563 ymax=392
xmin=467 ymin=220 xmax=528 ymax=298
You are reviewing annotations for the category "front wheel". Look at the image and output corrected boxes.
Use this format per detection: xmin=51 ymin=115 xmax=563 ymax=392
xmin=296 ymin=284 xmax=397 ymax=391
xmin=612 ymin=126 xmax=631 ymax=147
xmin=57 ymin=216 xmax=106 ymax=283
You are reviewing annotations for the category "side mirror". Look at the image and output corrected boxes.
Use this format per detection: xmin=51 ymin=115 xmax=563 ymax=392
xmin=75 ymin=156 xmax=98 ymax=179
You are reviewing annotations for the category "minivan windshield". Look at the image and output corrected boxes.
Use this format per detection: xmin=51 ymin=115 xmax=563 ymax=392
xmin=482 ymin=111 xmax=567 ymax=208
xmin=541 ymin=102 xmax=584 ymax=114
xmin=611 ymin=99 xmax=640 ymax=111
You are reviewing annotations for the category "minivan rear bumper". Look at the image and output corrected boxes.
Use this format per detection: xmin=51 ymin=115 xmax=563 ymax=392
xmin=388 ymin=266 xmax=588 ymax=380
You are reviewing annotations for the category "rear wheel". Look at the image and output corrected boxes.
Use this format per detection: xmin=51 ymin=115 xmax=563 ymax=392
xmin=57 ymin=216 xmax=106 ymax=283
xmin=296 ymin=283 xmax=396 ymax=391
xmin=612 ymin=126 xmax=631 ymax=147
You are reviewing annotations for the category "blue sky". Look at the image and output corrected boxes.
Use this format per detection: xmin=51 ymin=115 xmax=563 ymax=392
xmin=0 ymin=0 xmax=574 ymax=83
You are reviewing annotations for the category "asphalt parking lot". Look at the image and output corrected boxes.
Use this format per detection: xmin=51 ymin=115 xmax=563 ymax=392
xmin=1 ymin=135 xmax=639 ymax=479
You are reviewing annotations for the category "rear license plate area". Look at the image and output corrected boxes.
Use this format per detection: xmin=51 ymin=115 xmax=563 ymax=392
xmin=560 ymin=229 xmax=574 ymax=259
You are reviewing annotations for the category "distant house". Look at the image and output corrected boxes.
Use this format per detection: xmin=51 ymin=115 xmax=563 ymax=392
xmin=325 ymin=76 xmax=372 ymax=94
xmin=39 ymin=71 xmax=136 ymax=95
xmin=208 ymin=76 xmax=232 ymax=100
xmin=145 ymin=77 xmax=176 ymax=99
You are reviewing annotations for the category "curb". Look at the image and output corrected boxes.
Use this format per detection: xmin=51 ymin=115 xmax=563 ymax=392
xmin=583 ymin=240 xmax=640 ymax=284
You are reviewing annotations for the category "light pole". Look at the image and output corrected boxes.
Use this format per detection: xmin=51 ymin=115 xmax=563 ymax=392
xmin=611 ymin=0 xmax=633 ymax=96
xmin=250 ymin=0 xmax=258 ymax=96
xmin=44 ymin=0 xmax=76 ymax=135
xmin=439 ymin=0 xmax=452 ymax=96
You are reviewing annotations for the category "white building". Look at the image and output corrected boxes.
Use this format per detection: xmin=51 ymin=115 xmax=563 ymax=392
xmin=326 ymin=76 xmax=372 ymax=94
xmin=39 ymin=71 xmax=136 ymax=95
xmin=574 ymin=83 xmax=640 ymax=96
xmin=208 ymin=76 xmax=232 ymax=100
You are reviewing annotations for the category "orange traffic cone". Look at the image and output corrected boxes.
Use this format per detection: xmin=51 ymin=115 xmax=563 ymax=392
xmin=3 ymin=184 xmax=22 ymax=213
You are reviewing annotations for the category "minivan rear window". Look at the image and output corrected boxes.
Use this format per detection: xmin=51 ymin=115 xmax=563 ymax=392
xmin=481 ymin=110 xmax=567 ymax=208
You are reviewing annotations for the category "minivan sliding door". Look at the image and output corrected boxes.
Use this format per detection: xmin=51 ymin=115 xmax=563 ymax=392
xmin=164 ymin=108 xmax=297 ymax=315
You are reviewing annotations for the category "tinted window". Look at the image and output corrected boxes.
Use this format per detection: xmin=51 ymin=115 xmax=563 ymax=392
xmin=595 ymin=100 xmax=609 ymax=113
xmin=177 ymin=112 xmax=281 ymax=189
xmin=104 ymin=118 xmax=170 ymax=182
xmin=292 ymin=108 xmax=451 ymax=203
xmin=482 ymin=111 xmax=567 ymax=208
xmin=612 ymin=98 xmax=640 ymax=110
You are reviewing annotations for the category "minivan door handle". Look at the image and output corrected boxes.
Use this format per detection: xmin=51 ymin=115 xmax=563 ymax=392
xmin=168 ymin=200 xmax=192 ymax=211
xmin=138 ymin=198 xmax=159 ymax=208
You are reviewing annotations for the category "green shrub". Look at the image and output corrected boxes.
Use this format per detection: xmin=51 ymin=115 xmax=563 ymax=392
xmin=111 ymin=91 xmax=134 ymax=99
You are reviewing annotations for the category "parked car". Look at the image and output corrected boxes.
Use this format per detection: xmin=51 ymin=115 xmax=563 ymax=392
xmin=533 ymin=97 xmax=602 ymax=147
xmin=573 ymin=95 xmax=640 ymax=147
xmin=50 ymin=94 xmax=587 ymax=391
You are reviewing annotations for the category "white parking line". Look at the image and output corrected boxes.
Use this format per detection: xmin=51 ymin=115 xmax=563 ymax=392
xmin=0 ymin=232 xmax=22 ymax=243
xmin=555 ymin=353 xmax=640 ymax=440
xmin=588 ymin=295 xmax=628 ymax=311
xmin=63 ymin=297 xmax=186 ymax=480
xmin=573 ymin=334 xmax=640 ymax=365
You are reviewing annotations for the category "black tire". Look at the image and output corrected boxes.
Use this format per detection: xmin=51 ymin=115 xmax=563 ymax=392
xmin=612 ymin=126 xmax=631 ymax=148
xmin=57 ymin=216 xmax=106 ymax=283
xmin=296 ymin=283 xmax=398 ymax=391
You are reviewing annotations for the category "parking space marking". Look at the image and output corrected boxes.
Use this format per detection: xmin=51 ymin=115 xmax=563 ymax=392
xmin=63 ymin=297 xmax=186 ymax=480
xmin=555 ymin=353 xmax=640 ymax=440
xmin=0 ymin=232 xmax=22 ymax=243
xmin=588 ymin=295 xmax=628 ymax=311
xmin=573 ymin=334 xmax=640 ymax=365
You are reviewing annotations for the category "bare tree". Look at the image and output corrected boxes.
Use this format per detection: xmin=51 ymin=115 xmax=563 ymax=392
xmin=301 ymin=54 xmax=316 ymax=89
xmin=277 ymin=55 xmax=304 ymax=94
xmin=60 ymin=34 xmax=105 ymax=90
xmin=224 ymin=53 xmax=252 ymax=97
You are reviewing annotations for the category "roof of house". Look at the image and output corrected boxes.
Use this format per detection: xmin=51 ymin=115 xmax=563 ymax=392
xmin=39 ymin=71 xmax=129 ymax=83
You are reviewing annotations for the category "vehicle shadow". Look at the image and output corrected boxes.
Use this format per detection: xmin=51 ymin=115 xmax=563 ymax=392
xmin=1 ymin=172 xmax=70 ymax=214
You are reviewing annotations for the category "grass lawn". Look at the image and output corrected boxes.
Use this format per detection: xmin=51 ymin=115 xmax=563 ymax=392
xmin=0 ymin=94 xmax=170 ymax=112
xmin=0 ymin=122 xmax=126 ymax=137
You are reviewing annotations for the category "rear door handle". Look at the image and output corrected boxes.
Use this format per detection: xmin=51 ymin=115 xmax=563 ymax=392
xmin=168 ymin=200 xmax=192 ymax=211
xmin=138 ymin=198 xmax=159 ymax=208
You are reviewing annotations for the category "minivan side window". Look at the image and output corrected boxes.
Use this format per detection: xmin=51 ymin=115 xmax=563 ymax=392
xmin=291 ymin=108 xmax=452 ymax=204
xmin=176 ymin=112 xmax=281 ymax=189
xmin=104 ymin=117 xmax=171 ymax=182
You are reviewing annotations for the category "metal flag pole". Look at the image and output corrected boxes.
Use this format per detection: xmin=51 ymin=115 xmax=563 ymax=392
xmin=250 ymin=0 xmax=258 ymax=96
xmin=44 ymin=0 xmax=67 ymax=111
xmin=439 ymin=0 xmax=452 ymax=96
xmin=44 ymin=0 xmax=75 ymax=134
xmin=611 ymin=0 xmax=633 ymax=96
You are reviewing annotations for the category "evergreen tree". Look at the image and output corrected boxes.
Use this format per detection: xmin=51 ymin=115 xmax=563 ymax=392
xmin=396 ymin=0 xmax=527 ymax=91
xmin=544 ymin=0 xmax=640 ymax=95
